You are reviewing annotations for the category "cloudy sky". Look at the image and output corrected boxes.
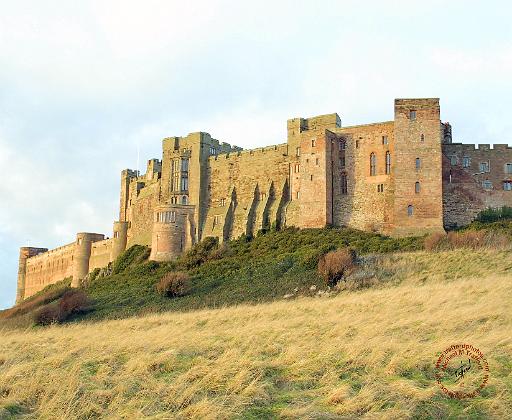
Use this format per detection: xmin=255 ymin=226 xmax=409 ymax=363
xmin=1 ymin=0 xmax=511 ymax=309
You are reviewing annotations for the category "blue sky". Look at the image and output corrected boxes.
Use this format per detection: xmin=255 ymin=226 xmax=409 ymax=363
xmin=1 ymin=0 xmax=511 ymax=309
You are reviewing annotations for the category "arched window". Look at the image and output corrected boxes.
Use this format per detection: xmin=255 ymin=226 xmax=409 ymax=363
xmin=370 ymin=153 xmax=376 ymax=176
xmin=385 ymin=152 xmax=391 ymax=174
xmin=182 ymin=196 xmax=188 ymax=205
xmin=415 ymin=182 xmax=420 ymax=194
xmin=416 ymin=157 xmax=421 ymax=170
xmin=407 ymin=205 xmax=414 ymax=216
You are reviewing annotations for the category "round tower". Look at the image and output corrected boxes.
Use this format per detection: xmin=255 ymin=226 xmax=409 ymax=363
xmin=150 ymin=205 xmax=193 ymax=262
xmin=16 ymin=246 xmax=47 ymax=304
xmin=72 ymin=233 xmax=104 ymax=287
xmin=111 ymin=221 xmax=128 ymax=261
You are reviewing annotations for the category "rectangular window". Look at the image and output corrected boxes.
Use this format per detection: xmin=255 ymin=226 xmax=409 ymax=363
xmin=339 ymin=141 xmax=345 ymax=151
xmin=339 ymin=156 xmax=345 ymax=167
xmin=316 ymin=158 xmax=319 ymax=166
xmin=209 ymin=147 xmax=216 ymax=156
xmin=480 ymin=162 xmax=490 ymax=173
xmin=311 ymin=139 xmax=316 ymax=147
xmin=505 ymin=163 xmax=512 ymax=174
xmin=462 ymin=157 xmax=471 ymax=168
xmin=382 ymin=136 xmax=388 ymax=145
xmin=450 ymin=156 xmax=457 ymax=166
xmin=504 ymin=181 xmax=512 ymax=191
xmin=296 ymin=147 xmax=300 ymax=156
xmin=181 ymin=158 xmax=189 ymax=171
xmin=294 ymin=164 xmax=300 ymax=173
xmin=220 ymin=198 xmax=226 ymax=206
xmin=180 ymin=176 xmax=189 ymax=191
xmin=213 ymin=215 xmax=220 ymax=228
xmin=410 ymin=110 xmax=416 ymax=120
xmin=296 ymin=191 xmax=300 ymax=199
xmin=482 ymin=180 xmax=493 ymax=190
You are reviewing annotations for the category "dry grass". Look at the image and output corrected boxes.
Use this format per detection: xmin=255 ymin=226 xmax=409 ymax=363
xmin=424 ymin=230 xmax=510 ymax=251
xmin=0 ymin=249 xmax=511 ymax=418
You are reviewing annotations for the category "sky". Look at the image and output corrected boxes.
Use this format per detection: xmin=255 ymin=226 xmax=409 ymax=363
xmin=1 ymin=0 xmax=512 ymax=309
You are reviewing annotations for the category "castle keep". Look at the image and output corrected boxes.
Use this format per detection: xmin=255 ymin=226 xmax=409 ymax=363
xmin=15 ymin=98 xmax=512 ymax=303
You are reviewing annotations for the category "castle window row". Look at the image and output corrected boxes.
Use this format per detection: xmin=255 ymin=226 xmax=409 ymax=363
xmin=481 ymin=180 xmax=512 ymax=191
xmin=369 ymin=152 xmax=392 ymax=176
xmin=157 ymin=211 xmax=176 ymax=223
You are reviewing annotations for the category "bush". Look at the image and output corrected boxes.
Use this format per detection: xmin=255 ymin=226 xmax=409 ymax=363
xmin=180 ymin=237 xmax=219 ymax=269
xmin=156 ymin=272 xmax=191 ymax=297
xmin=112 ymin=245 xmax=150 ymax=274
xmin=33 ymin=304 xmax=61 ymax=325
xmin=476 ymin=206 xmax=512 ymax=223
xmin=318 ymin=248 xmax=357 ymax=287
xmin=59 ymin=290 xmax=90 ymax=318
xmin=32 ymin=290 xmax=90 ymax=326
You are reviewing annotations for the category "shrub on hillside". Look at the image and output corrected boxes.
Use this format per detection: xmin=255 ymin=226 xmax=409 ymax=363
xmin=318 ymin=248 xmax=357 ymax=287
xmin=156 ymin=272 xmax=191 ymax=297
xmin=32 ymin=290 xmax=91 ymax=326
xmin=180 ymin=237 xmax=219 ymax=269
xmin=112 ymin=245 xmax=150 ymax=274
xmin=59 ymin=290 xmax=90 ymax=318
xmin=33 ymin=304 xmax=61 ymax=325
xmin=476 ymin=206 xmax=512 ymax=223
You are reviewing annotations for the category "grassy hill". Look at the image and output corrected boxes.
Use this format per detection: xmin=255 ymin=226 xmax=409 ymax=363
xmin=0 ymin=248 xmax=511 ymax=418
xmin=0 ymin=227 xmax=423 ymax=327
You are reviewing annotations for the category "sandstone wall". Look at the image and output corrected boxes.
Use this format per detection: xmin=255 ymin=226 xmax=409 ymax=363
xmin=24 ymin=242 xmax=75 ymax=298
xmin=442 ymin=143 xmax=512 ymax=228
xmin=205 ymin=144 xmax=291 ymax=241
xmin=391 ymin=99 xmax=444 ymax=236
xmin=89 ymin=238 xmax=114 ymax=271
xmin=332 ymin=122 xmax=395 ymax=233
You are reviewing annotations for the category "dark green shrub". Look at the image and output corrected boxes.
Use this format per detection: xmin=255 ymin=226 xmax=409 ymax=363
xmin=476 ymin=206 xmax=512 ymax=223
xmin=180 ymin=237 xmax=219 ymax=269
xmin=112 ymin=245 xmax=150 ymax=274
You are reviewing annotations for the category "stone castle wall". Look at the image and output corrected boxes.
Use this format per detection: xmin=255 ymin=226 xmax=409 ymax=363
xmin=23 ymin=242 xmax=75 ymax=299
xmin=16 ymin=97 xmax=512 ymax=305
xmin=442 ymin=143 xmax=512 ymax=228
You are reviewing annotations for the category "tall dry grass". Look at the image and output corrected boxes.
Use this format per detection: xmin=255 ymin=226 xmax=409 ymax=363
xmin=0 ymin=249 xmax=511 ymax=418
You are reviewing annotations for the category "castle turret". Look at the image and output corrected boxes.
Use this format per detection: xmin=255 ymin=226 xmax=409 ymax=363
xmin=149 ymin=204 xmax=195 ymax=262
xmin=16 ymin=247 xmax=47 ymax=304
xmin=110 ymin=221 xmax=128 ymax=261
xmin=71 ymin=233 xmax=104 ymax=287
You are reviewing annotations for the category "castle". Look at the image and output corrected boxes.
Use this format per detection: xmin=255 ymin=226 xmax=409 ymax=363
xmin=15 ymin=98 xmax=512 ymax=303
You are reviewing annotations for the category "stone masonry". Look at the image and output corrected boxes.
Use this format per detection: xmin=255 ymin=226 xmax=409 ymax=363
xmin=15 ymin=98 xmax=512 ymax=303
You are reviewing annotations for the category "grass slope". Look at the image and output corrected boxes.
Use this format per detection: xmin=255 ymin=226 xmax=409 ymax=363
xmin=45 ymin=227 xmax=423 ymax=323
xmin=0 ymin=249 xmax=511 ymax=418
